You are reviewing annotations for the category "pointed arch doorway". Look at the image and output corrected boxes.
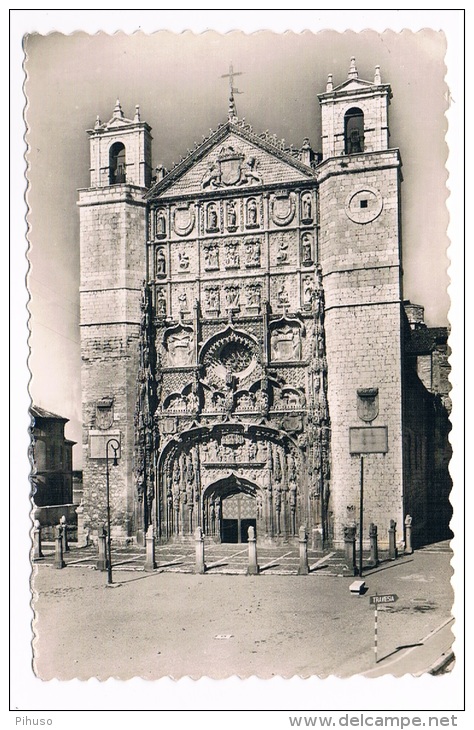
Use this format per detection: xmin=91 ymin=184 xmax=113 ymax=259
xmin=203 ymin=475 xmax=262 ymax=544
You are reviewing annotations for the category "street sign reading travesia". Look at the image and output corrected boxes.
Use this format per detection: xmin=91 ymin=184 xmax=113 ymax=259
xmin=369 ymin=594 xmax=398 ymax=605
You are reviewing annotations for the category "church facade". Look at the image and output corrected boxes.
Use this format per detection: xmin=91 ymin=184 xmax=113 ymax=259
xmin=78 ymin=59 xmax=450 ymax=550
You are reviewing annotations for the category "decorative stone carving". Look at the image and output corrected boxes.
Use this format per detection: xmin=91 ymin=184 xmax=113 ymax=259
xmin=172 ymin=204 xmax=195 ymax=237
xmin=226 ymin=201 xmax=238 ymax=230
xmin=164 ymin=325 xmax=194 ymax=366
xmin=301 ymin=233 xmax=314 ymax=266
xmin=277 ymin=285 xmax=290 ymax=309
xmin=246 ymin=198 xmax=259 ymax=228
xmin=96 ymin=398 xmax=114 ymax=430
xmin=178 ymin=251 xmax=190 ymax=270
xmin=245 ymin=283 xmax=262 ymax=310
xmin=224 ymin=285 xmax=240 ymax=310
xmin=244 ymin=238 xmax=261 ymax=268
xmin=270 ymin=191 xmax=296 ymax=226
xmin=357 ymin=388 xmax=379 ymax=422
xmin=156 ymin=288 xmax=167 ymax=317
xmin=303 ymin=276 xmax=314 ymax=309
xmin=155 ymin=247 xmax=167 ymax=278
xmin=270 ymin=322 xmax=302 ymax=361
xmin=178 ymin=290 xmax=189 ymax=313
xmin=224 ymin=242 xmax=240 ymax=269
xmin=155 ymin=209 xmax=167 ymax=239
xmin=203 ymin=243 xmax=219 ymax=270
xmin=206 ymin=203 xmax=219 ymax=232
xmin=301 ymin=193 xmax=313 ymax=223
xmin=204 ymin=286 xmax=220 ymax=314
xmin=276 ymin=239 xmax=289 ymax=265
xmin=202 ymin=145 xmax=263 ymax=189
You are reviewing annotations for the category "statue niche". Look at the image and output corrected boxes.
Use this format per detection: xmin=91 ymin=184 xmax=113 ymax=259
xmin=163 ymin=324 xmax=194 ymax=367
xmin=270 ymin=319 xmax=303 ymax=362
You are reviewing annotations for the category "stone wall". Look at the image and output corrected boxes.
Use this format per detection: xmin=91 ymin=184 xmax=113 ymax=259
xmin=78 ymin=185 xmax=147 ymax=538
xmin=317 ymin=151 xmax=404 ymax=548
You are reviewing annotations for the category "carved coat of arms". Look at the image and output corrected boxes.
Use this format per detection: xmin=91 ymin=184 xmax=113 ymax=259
xmin=202 ymin=145 xmax=263 ymax=189
xmin=357 ymin=388 xmax=379 ymax=422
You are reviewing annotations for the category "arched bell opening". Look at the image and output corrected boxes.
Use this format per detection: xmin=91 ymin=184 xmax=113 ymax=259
xmin=109 ymin=141 xmax=127 ymax=184
xmin=344 ymin=107 xmax=365 ymax=154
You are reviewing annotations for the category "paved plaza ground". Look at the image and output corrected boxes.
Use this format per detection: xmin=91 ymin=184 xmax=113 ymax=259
xmin=31 ymin=540 xmax=455 ymax=681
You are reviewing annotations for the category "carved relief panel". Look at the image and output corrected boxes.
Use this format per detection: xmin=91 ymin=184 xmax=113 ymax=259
xmin=270 ymin=317 xmax=303 ymax=362
xmin=163 ymin=324 xmax=195 ymax=367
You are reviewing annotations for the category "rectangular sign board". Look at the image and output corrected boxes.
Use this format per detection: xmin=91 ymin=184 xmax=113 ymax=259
xmin=349 ymin=426 xmax=388 ymax=454
xmin=369 ymin=594 xmax=398 ymax=605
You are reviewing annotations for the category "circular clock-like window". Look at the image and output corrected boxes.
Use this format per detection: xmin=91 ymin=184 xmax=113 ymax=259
xmin=345 ymin=187 xmax=383 ymax=224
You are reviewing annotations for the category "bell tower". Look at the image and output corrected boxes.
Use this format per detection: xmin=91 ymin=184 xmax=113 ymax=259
xmin=78 ymin=101 xmax=152 ymax=539
xmin=317 ymin=60 xmax=404 ymax=549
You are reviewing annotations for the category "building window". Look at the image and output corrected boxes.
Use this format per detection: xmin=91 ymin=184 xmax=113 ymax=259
xmin=109 ymin=142 xmax=126 ymax=184
xmin=344 ymin=107 xmax=364 ymax=154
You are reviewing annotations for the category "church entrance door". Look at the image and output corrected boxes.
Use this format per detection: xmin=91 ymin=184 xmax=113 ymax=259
xmin=221 ymin=492 xmax=257 ymax=543
xmin=203 ymin=474 xmax=261 ymax=542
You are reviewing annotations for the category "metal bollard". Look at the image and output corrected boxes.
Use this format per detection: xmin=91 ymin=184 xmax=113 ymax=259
xmin=247 ymin=525 xmax=259 ymax=575
xmin=54 ymin=524 xmax=65 ymax=569
xmin=97 ymin=525 xmax=107 ymax=571
xmin=33 ymin=519 xmax=44 ymax=561
xmin=194 ymin=526 xmax=205 ymax=574
xmin=144 ymin=524 xmax=157 ymax=571
xmin=388 ymin=519 xmax=398 ymax=560
xmin=60 ymin=515 xmax=69 ymax=553
xmin=369 ymin=522 xmax=379 ymax=567
xmin=297 ymin=525 xmax=309 ymax=575
xmin=343 ymin=524 xmax=357 ymax=576
xmin=404 ymin=514 xmax=413 ymax=554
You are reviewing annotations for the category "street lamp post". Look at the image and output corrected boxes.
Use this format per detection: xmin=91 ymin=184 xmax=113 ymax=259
xmin=105 ymin=437 xmax=120 ymax=585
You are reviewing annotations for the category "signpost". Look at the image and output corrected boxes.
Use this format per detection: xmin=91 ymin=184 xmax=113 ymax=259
xmin=349 ymin=425 xmax=388 ymax=577
xmin=369 ymin=593 xmax=399 ymax=663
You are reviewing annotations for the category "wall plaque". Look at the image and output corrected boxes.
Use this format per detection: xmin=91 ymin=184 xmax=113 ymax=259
xmin=349 ymin=426 xmax=388 ymax=454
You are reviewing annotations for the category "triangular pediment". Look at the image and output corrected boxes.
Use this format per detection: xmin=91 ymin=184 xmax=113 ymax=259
xmin=333 ymin=77 xmax=376 ymax=93
xmin=146 ymin=121 xmax=316 ymax=201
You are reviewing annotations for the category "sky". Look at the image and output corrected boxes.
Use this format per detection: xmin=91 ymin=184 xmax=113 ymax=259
xmin=20 ymin=15 xmax=457 ymax=467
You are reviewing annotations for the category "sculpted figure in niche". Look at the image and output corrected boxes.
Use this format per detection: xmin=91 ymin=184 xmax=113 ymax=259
xmin=303 ymin=277 xmax=314 ymax=306
xmin=302 ymin=196 xmax=312 ymax=221
xmin=246 ymin=198 xmax=258 ymax=227
xmin=155 ymin=248 xmax=166 ymax=277
xmin=227 ymin=201 xmax=237 ymax=228
xmin=156 ymin=289 xmax=167 ymax=316
xmin=302 ymin=234 xmax=313 ymax=265
xmin=155 ymin=210 xmax=166 ymax=237
xmin=207 ymin=204 xmax=218 ymax=231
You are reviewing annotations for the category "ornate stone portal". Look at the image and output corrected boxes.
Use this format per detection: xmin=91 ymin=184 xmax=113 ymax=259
xmin=134 ymin=259 xmax=331 ymax=544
